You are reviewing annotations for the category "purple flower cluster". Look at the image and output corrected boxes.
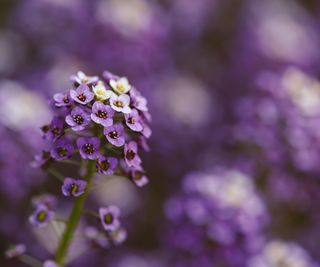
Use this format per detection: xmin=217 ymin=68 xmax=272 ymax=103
xmin=163 ymin=168 xmax=268 ymax=267
xmin=38 ymin=70 xmax=151 ymax=184
xmin=6 ymin=70 xmax=151 ymax=266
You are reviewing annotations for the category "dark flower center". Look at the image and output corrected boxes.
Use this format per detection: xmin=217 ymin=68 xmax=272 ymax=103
xmin=73 ymin=115 xmax=84 ymax=125
xmin=96 ymin=110 xmax=108 ymax=119
xmin=63 ymin=96 xmax=70 ymax=103
xmin=57 ymin=147 xmax=67 ymax=157
xmin=104 ymin=213 xmax=113 ymax=224
xmin=114 ymin=100 xmax=124 ymax=108
xmin=77 ymin=93 xmax=87 ymax=102
xmin=70 ymin=183 xmax=79 ymax=194
xmin=37 ymin=211 xmax=47 ymax=222
xmin=133 ymin=171 xmax=143 ymax=180
xmin=98 ymin=159 xmax=110 ymax=171
xmin=84 ymin=143 xmax=95 ymax=154
xmin=108 ymin=131 xmax=119 ymax=139
xmin=126 ymin=150 xmax=135 ymax=160
xmin=127 ymin=117 xmax=136 ymax=124
xmin=52 ymin=126 xmax=60 ymax=137
xmin=41 ymin=125 xmax=50 ymax=133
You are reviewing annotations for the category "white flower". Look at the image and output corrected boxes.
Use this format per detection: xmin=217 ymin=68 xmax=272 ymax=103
xmin=110 ymin=92 xmax=132 ymax=114
xmin=93 ymin=81 xmax=113 ymax=100
xmin=110 ymin=77 xmax=131 ymax=94
xmin=71 ymin=71 xmax=98 ymax=85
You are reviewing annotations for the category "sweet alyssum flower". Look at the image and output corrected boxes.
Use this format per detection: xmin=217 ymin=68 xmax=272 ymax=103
xmin=91 ymin=101 xmax=114 ymax=127
xmin=125 ymin=109 xmax=143 ymax=132
xmin=70 ymin=71 xmax=98 ymax=86
xmin=96 ymin=155 xmax=118 ymax=175
xmin=70 ymin=84 xmax=94 ymax=105
xmin=65 ymin=106 xmax=91 ymax=131
xmin=29 ymin=204 xmax=54 ymax=227
xmin=53 ymin=91 xmax=73 ymax=107
xmin=50 ymin=139 xmax=74 ymax=160
xmin=104 ymin=123 xmax=126 ymax=147
xmin=124 ymin=141 xmax=141 ymax=168
xmin=61 ymin=177 xmax=87 ymax=197
xmin=99 ymin=206 xmax=121 ymax=231
xmin=109 ymin=77 xmax=131 ymax=94
xmin=109 ymin=92 xmax=132 ymax=113
xmin=8 ymin=70 xmax=151 ymax=267
xmin=77 ymin=137 xmax=101 ymax=160
xmin=93 ymin=81 xmax=113 ymax=101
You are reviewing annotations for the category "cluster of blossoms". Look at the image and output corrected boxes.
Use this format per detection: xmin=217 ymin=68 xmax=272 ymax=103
xmin=6 ymin=70 xmax=151 ymax=266
xmin=163 ymin=168 xmax=268 ymax=267
xmin=248 ymin=240 xmax=319 ymax=267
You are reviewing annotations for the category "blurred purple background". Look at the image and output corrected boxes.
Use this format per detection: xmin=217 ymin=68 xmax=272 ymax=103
xmin=1 ymin=0 xmax=320 ymax=266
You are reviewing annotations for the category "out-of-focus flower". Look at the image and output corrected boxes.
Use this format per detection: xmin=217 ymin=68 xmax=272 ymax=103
xmin=50 ymin=138 xmax=74 ymax=160
xmin=248 ymin=240 xmax=318 ymax=267
xmin=99 ymin=206 xmax=121 ymax=231
xmin=163 ymin=167 xmax=268 ymax=266
xmin=124 ymin=141 xmax=141 ymax=168
xmin=53 ymin=91 xmax=73 ymax=107
xmin=70 ymin=71 xmax=98 ymax=86
xmin=61 ymin=177 xmax=87 ymax=197
xmin=43 ymin=260 xmax=58 ymax=267
xmin=5 ymin=244 xmax=26 ymax=259
xmin=29 ymin=205 xmax=54 ymax=227
xmin=110 ymin=77 xmax=131 ymax=95
xmin=96 ymin=156 xmax=118 ymax=175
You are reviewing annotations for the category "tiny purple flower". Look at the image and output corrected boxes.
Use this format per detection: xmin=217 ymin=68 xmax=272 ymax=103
xmin=109 ymin=92 xmax=131 ymax=114
xmin=124 ymin=109 xmax=143 ymax=132
xmin=99 ymin=206 xmax=121 ymax=231
xmin=124 ymin=141 xmax=141 ymax=168
xmin=77 ymin=137 xmax=100 ymax=160
xmin=142 ymin=123 xmax=152 ymax=138
xmin=50 ymin=139 xmax=74 ymax=160
xmin=32 ymin=150 xmax=51 ymax=168
xmin=104 ymin=123 xmax=125 ymax=147
xmin=138 ymin=136 xmax=150 ymax=152
xmin=130 ymin=87 xmax=148 ymax=112
xmin=70 ymin=84 xmax=94 ymax=105
xmin=65 ymin=107 xmax=91 ymax=131
xmin=109 ymin=227 xmax=127 ymax=246
xmin=102 ymin=70 xmax=120 ymax=82
xmin=62 ymin=177 xmax=87 ymax=197
xmin=43 ymin=260 xmax=58 ymax=267
xmin=53 ymin=91 xmax=73 ymax=107
xmin=85 ymin=226 xmax=110 ymax=248
xmin=131 ymin=168 xmax=149 ymax=187
xmin=29 ymin=205 xmax=54 ymax=227
xmin=91 ymin=102 xmax=114 ymax=127
xmin=96 ymin=156 xmax=118 ymax=175
xmin=5 ymin=244 xmax=26 ymax=259
xmin=42 ymin=117 xmax=64 ymax=141
xmin=70 ymin=71 xmax=99 ymax=86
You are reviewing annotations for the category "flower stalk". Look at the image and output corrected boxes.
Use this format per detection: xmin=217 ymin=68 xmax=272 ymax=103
xmin=55 ymin=160 xmax=95 ymax=266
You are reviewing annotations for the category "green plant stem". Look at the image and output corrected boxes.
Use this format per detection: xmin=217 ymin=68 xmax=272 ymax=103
xmin=55 ymin=160 xmax=95 ymax=266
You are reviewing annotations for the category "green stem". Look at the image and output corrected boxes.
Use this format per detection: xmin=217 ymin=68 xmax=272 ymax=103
xmin=55 ymin=160 xmax=95 ymax=266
